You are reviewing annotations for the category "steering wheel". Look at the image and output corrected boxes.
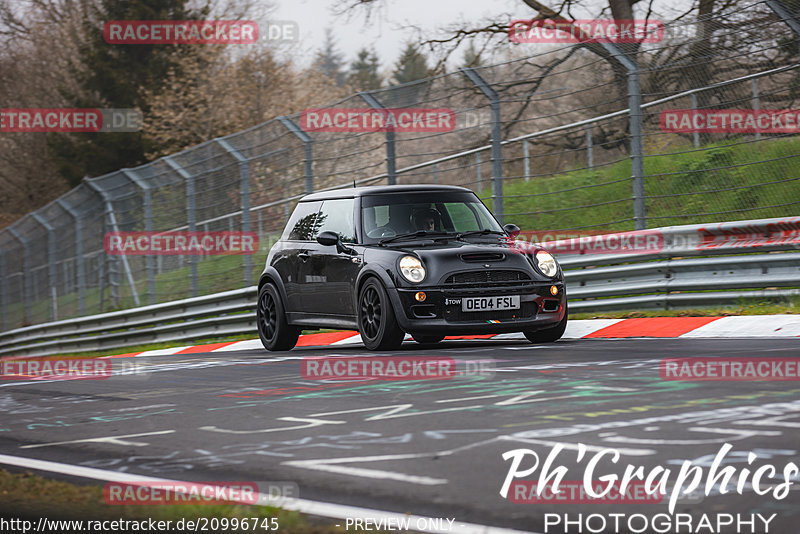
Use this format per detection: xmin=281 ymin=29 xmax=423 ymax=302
xmin=367 ymin=227 xmax=396 ymax=239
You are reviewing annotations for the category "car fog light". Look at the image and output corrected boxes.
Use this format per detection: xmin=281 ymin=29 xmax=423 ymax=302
xmin=415 ymin=291 xmax=427 ymax=302
xmin=550 ymin=285 xmax=559 ymax=296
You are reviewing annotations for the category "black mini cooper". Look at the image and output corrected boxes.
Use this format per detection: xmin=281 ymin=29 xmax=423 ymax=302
xmin=256 ymin=185 xmax=567 ymax=351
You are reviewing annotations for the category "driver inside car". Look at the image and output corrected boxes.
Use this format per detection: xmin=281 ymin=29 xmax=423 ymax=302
xmin=412 ymin=208 xmax=442 ymax=232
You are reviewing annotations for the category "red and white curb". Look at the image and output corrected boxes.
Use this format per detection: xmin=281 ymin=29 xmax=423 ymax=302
xmin=105 ymin=315 xmax=800 ymax=359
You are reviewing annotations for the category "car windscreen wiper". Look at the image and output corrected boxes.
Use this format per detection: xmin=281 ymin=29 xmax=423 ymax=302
xmin=378 ymin=230 xmax=455 ymax=245
xmin=456 ymin=229 xmax=506 ymax=239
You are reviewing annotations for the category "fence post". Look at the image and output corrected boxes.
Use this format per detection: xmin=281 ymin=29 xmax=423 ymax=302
xmin=277 ymin=116 xmax=314 ymax=194
xmin=765 ymin=0 xmax=800 ymax=37
xmin=0 ymin=249 xmax=6 ymax=331
xmin=585 ymin=125 xmax=594 ymax=169
xmin=461 ymin=67 xmax=503 ymax=224
xmin=56 ymin=198 xmax=86 ymax=316
xmin=84 ymin=178 xmax=140 ymax=307
xmin=121 ymin=169 xmax=156 ymax=305
xmin=164 ymin=156 xmax=198 ymax=297
xmin=523 ymin=139 xmax=531 ymax=181
xmin=216 ymin=138 xmax=254 ymax=286
xmin=475 ymin=152 xmax=483 ymax=193
xmin=97 ymin=250 xmax=106 ymax=312
xmin=7 ymin=227 xmax=31 ymax=323
xmin=599 ymin=43 xmax=646 ymax=230
xmin=31 ymin=212 xmax=58 ymax=322
xmin=690 ymin=94 xmax=700 ymax=148
xmin=751 ymin=78 xmax=761 ymax=141
xmin=359 ymin=92 xmax=397 ymax=185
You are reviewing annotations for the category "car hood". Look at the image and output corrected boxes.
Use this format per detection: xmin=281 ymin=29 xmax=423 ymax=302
xmin=390 ymin=239 xmax=555 ymax=285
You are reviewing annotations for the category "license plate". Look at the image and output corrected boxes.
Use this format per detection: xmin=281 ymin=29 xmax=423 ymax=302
xmin=462 ymin=295 xmax=520 ymax=312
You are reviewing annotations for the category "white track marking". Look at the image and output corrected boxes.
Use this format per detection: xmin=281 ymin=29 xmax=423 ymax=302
xmin=331 ymin=333 xmax=363 ymax=345
xmin=0 ymin=454 xmax=536 ymax=534
xmin=283 ymin=453 xmax=448 ymax=485
xmin=135 ymin=346 xmax=192 ymax=357
xmin=562 ymin=319 xmax=625 ymax=338
xmin=20 ymin=430 xmax=176 ymax=449
xmin=212 ymin=339 xmax=265 ymax=351
xmin=680 ymin=315 xmax=800 ymax=338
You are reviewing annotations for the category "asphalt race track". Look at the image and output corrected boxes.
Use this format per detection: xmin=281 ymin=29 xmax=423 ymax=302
xmin=1 ymin=338 xmax=800 ymax=533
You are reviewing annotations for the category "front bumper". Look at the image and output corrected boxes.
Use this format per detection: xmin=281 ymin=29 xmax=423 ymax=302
xmin=389 ymin=282 xmax=566 ymax=336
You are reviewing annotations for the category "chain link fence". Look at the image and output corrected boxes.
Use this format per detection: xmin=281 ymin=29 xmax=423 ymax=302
xmin=1 ymin=0 xmax=798 ymax=331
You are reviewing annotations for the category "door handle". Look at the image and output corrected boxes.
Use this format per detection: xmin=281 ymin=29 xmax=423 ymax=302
xmin=298 ymin=252 xmax=310 ymax=262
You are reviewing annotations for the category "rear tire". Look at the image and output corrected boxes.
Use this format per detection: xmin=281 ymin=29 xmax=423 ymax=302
xmin=358 ymin=279 xmax=405 ymax=351
xmin=413 ymin=335 xmax=444 ymax=344
xmin=257 ymin=283 xmax=300 ymax=351
xmin=524 ymin=302 xmax=568 ymax=343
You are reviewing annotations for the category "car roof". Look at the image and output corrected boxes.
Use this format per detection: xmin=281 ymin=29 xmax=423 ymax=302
xmin=298 ymin=184 xmax=473 ymax=202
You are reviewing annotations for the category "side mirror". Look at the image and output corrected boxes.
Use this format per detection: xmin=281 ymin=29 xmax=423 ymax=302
xmin=317 ymin=231 xmax=356 ymax=255
xmin=503 ymin=223 xmax=521 ymax=239
xmin=316 ymin=231 xmax=339 ymax=247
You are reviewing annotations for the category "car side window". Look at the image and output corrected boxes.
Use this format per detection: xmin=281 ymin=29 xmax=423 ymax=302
xmin=317 ymin=198 xmax=356 ymax=243
xmin=283 ymin=201 xmax=322 ymax=241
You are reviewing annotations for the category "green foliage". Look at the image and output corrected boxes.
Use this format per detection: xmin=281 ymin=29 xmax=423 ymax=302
xmin=494 ymin=136 xmax=800 ymax=232
xmin=391 ymin=42 xmax=429 ymax=85
xmin=348 ymin=47 xmax=382 ymax=91
xmin=49 ymin=0 xmax=210 ymax=187
xmin=314 ymin=29 xmax=346 ymax=86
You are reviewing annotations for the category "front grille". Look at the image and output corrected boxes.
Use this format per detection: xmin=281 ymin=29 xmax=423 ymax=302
xmin=445 ymin=270 xmax=530 ymax=285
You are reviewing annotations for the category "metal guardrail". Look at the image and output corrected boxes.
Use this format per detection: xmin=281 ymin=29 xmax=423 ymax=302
xmin=0 ymin=287 xmax=257 ymax=356
xmin=0 ymin=216 xmax=798 ymax=356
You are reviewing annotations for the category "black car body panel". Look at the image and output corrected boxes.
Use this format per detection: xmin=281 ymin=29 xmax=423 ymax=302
xmin=259 ymin=185 xmax=566 ymax=339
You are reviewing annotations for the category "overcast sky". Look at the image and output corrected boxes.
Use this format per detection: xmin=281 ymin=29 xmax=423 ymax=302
xmin=267 ymin=0 xmax=692 ymax=72
xmin=269 ymin=0 xmax=524 ymax=71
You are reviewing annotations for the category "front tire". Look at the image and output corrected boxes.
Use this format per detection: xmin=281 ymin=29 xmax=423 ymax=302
xmin=524 ymin=302 xmax=568 ymax=343
xmin=257 ymin=283 xmax=300 ymax=351
xmin=358 ymin=279 xmax=405 ymax=351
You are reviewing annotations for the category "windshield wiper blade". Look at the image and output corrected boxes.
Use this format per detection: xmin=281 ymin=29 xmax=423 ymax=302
xmin=456 ymin=229 xmax=506 ymax=239
xmin=378 ymin=230 xmax=454 ymax=245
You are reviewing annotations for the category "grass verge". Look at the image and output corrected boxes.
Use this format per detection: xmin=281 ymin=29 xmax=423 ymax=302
xmin=0 ymin=469 xmax=347 ymax=533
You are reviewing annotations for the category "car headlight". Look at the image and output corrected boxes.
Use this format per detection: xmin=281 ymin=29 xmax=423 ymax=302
xmin=535 ymin=250 xmax=558 ymax=277
xmin=399 ymin=255 xmax=426 ymax=283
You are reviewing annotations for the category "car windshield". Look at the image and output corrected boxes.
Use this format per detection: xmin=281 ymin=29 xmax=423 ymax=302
xmin=361 ymin=191 xmax=503 ymax=244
